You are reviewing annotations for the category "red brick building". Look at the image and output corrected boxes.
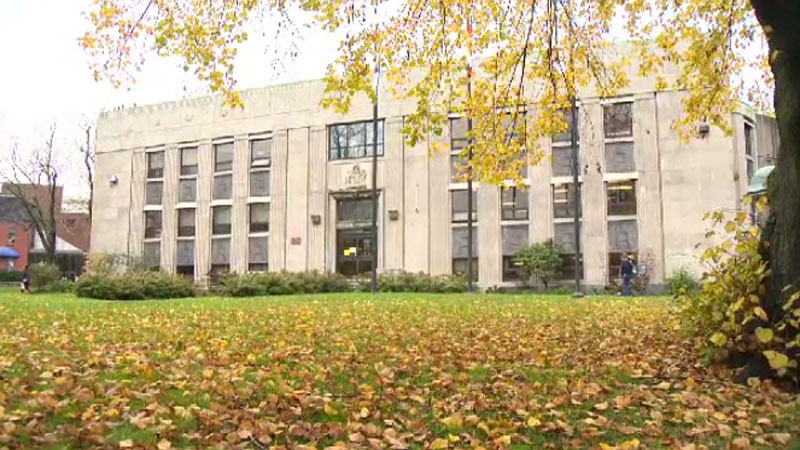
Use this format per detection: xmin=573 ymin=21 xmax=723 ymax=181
xmin=0 ymin=195 xmax=33 ymax=272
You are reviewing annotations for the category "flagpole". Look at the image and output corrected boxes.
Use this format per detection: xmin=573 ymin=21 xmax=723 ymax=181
xmin=370 ymin=63 xmax=380 ymax=297
xmin=465 ymin=2 xmax=475 ymax=293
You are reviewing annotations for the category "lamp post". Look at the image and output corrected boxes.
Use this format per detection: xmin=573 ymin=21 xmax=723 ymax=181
xmin=570 ymin=95 xmax=584 ymax=297
xmin=370 ymin=64 xmax=380 ymax=296
xmin=465 ymin=3 xmax=475 ymax=293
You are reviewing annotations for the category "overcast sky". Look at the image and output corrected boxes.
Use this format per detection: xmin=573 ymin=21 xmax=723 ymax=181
xmin=0 ymin=0 xmax=338 ymax=198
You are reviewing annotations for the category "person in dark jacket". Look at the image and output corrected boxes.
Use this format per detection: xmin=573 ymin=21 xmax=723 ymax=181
xmin=619 ymin=255 xmax=636 ymax=296
xmin=20 ymin=265 xmax=30 ymax=293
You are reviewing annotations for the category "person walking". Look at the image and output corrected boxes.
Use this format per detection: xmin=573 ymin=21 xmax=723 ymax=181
xmin=619 ymin=255 xmax=636 ymax=296
xmin=20 ymin=265 xmax=30 ymax=294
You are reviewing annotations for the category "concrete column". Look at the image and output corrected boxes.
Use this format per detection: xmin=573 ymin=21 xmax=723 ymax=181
xmin=383 ymin=117 xmax=405 ymax=271
xmin=195 ymin=141 xmax=213 ymax=282
xmin=531 ymin=136 xmax=554 ymax=243
xmin=231 ymin=135 xmax=249 ymax=272
xmin=581 ymin=101 xmax=608 ymax=288
xmin=285 ymin=127 xmax=310 ymax=271
xmin=634 ymin=94 xmax=666 ymax=284
xmin=429 ymin=133 xmax=451 ymax=275
xmin=307 ymin=125 xmax=327 ymax=272
xmin=128 ymin=149 xmax=146 ymax=258
xmin=403 ymin=124 xmax=430 ymax=273
xmin=161 ymin=144 xmax=179 ymax=273
xmin=478 ymin=184 xmax=501 ymax=288
xmin=270 ymin=130 xmax=289 ymax=271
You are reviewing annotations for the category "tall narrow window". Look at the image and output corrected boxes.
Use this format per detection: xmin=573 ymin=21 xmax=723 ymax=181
xmin=213 ymin=142 xmax=234 ymax=200
xmin=603 ymin=102 xmax=633 ymax=138
xmin=212 ymin=206 xmax=232 ymax=235
xmin=250 ymin=138 xmax=272 ymax=197
xmin=552 ymin=183 xmax=581 ymax=219
xmin=452 ymin=226 xmax=478 ymax=279
xmin=451 ymin=190 xmax=478 ymax=223
xmin=552 ymin=108 xmax=579 ymax=177
xmin=144 ymin=211 xmax=162 ymax=239
xmin=606 ymin=180 xmax=637 ymax=216
xmin=501 ymin=225 xmax=529 ymax=281
xmin=501 ymin=187 xmax=528 ymax=221
xmin=147 ymin=152 xmax=164 ymax=179
xmin=249 ymin=203 xmax=270 ymax=233
xmin=8 ymin=229 xmax=16 ymax=245
xmin=178 ymin=208 xmax=195 ymax=237
xmin=180 ymin=147 xmax=198 ymax=176
xmin=179 ymin=146 xmax=198 ymax=203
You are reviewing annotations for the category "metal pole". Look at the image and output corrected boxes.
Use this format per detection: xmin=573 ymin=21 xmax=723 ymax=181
xmin=370 ymin=68 xmax=380 ymax=297
xmin=570 ymin=95 xmax=584 ymax=297
xmin=465 ymin=2 xmax=474 ymax=293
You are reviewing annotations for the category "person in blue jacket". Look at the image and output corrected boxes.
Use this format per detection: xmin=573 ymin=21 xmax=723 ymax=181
xmin=619 ymin=255 xmax=636 ymax=296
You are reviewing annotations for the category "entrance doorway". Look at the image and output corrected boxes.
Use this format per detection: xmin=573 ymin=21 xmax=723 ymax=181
xmin=335 ymin=195 xmax=378 ymax=276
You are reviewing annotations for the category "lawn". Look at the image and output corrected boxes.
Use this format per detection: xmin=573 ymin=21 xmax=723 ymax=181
xmin=0 ymin=289 xmax=797 ymax=450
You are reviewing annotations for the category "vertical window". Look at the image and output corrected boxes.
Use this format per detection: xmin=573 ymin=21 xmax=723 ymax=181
xmin=553 ymin=222 xmax=583 ymax=281
xmin=176 ymin=240 xmax=194 ymax=278
xmin=212 ymin=206 xmax=232 ymax=235
xmin=552 ymin=183 xmax=581 ymax=219
xmin=603 ymin=102 xmax=633 ymax=138
xmin=145 ymin=180 xmax=163 ymax=205
xmin=606 ymin=180 xmax=637 ymax=216
xmin=143 ymin=241 xmax=160 ymax=271
xmin=744 ymin=122 xmax=756 ymax=181
xmin=210 ymin=238 xmax=231 ymax=281
xmin=8 ymin=229 xmax=16 ymax=245
xmin=249 ymin=203 xmax=270 ymax=233
xmin=180 ymin=147 xmax=198 ymax=176
xmin=144 ymin=211 xmax=162 ymax=239
xmin=213 ymin=142 xmax=234 ymax=200
xmin=214 ymin=142 xmax=234 ymax=172
xmin=178 ymin=208 xmax=196 ymax=237
xmin=250 ymin=138 xmax=272 ymax=197
xmin=605 ymin=141 xmax=635 ymax=173
xmin=248 ymin=236 xmax=269 ymax=272
xmin=501 ymin=225 xmax=529 ymax=281
xmin=147 ymin=151 xmax=165 ymax=179
xmin=607 ymin=220 xmax=638 ymax=282
xmin=552 ymin=108 xmax=579 ymax=177
xmin=452 ymin=226 xmax=478 ymax=280
xmin=451 ymin=190 xmax=478 ymax=223
xmin=501 ymin=187 xmax=529 ymax=221
xmin=328 ymin=120 xmax=385 ymax=160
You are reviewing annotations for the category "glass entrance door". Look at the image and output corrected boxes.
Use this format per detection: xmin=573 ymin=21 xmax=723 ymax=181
xmin=336 ymin=228 xmax=374 ymax=277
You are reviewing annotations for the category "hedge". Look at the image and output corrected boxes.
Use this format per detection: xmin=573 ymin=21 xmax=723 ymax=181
xmin=75 ymin=272 xmax=195 ymax=300
xmin=0 ymin=271 xmax=23 ymax=283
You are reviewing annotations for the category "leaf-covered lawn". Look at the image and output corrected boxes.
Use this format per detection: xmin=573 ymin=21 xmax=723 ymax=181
xmin=0 ymin=290 xmax=798 ymax=450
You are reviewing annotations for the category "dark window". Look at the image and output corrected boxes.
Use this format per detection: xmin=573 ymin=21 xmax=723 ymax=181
xmin=249 ymin=203 xmax=270 ymax=233
xmin=747 ymin=159 xmax=755 ymax=182
xmin=558 ymin=253 xmax=584 ymax=280
xmin=178 ymin=208 xmax=195 ymax=237
xmin=605 ymin=141 xmax=636 ymax=173
xmin=452 ymin=190 xmax=478 ymax=223
xmin=337 ymin=197 xmax=374 ymax=224
xmin=178 ymin=179 xmax=196 ymax=203
xmin=603 ymin=102 xmax=633 ymax=138
xmin=212 ymin=206 xmax=232 ymax=235
xmin=551 ymin=145 xmax=576 ymax=177
xmin=450 ymin=117 xmax=469 ymax=151
xmin=250 ymin=138 xmax=272 ymax=168
xmin=143 ymin=241 xmax=160 ymax=271
xmin=607 ymin=180 xmax=637 ymax=216
xmin=248 ymin=264 xmax=268 ymax=272
xmin=450 ymin=154 xmax=469 ymax=182
xmin=553 ymin=108 xmax=579 ymax=143
xmin=249 ymin=170 xmax=270 ymax=197
xmin=176 ymin=239 xmax=194 ymax=277
xmin=215 ymin=142 xmax=234 ymax=172
xmin=211 ymin=238 xmax=230 ymax=266
xmin=147 ymin=151 xmax=164 ymax=179
xmin=144 ymin=211 xmax=162 ymax=239
xmin=145 ymin=181 xmax=163 ymax=205
xmin=608 ymin=251 xmax=638 ymax=283
xmin=180 ymin=147 xmax=198 ymax=176
xmin=213 ymin=174 xmax=232 ymax=200
xmin=744 ymin=122 xmax=754 ymax=156
xmin=503 ymin=256 xmax=523 ymax=282
xmin=329 ymin=120 xmax=385 ymax=160
xmin=452 ymin=257 xmax=478 ymax=279
xmin=248 ymin=235 xmax=268 ymax=272
xmin=501 ymin=187 xmax=528 ymax=221
xmin=176 ymin=265 xmax=194 ymax=278
xmin=501 ymin=224 xmax=529 ymax=282
xmin=8 ymin=229 xmax=16 ymax=245
xmin=553 ymin=183 xmax=581 ymax=219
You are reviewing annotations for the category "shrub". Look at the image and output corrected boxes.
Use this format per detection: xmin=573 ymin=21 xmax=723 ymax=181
xmin=666 ymin=268 xmax=700 ymax=298
xmin=75 ymin=272 xmax=195 ymax=300
xmin=0 ymin=271 xmax=23 ymax=283
xmin=679 ymin=200 xmax=800 ymax=379
xmin=29 ymin=262 xmax=61 ymax=292
xmin=513 ymin=240 xmax=563 ymax=288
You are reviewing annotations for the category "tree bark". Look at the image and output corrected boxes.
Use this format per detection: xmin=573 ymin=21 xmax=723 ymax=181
xmin=739 ymin=0 xmax=800 ymax=382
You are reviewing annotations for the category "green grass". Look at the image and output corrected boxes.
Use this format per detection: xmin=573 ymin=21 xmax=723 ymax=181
xmin=0 ymin=288 xmax=798 ymax=449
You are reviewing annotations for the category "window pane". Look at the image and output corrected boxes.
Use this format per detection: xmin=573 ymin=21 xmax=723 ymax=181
xmin=603 ymin=102 xmax=633 ymax=138
xmin=452 ymin=227 xmax=478 ymax=258
xmin=337 ymin=197 xmax=374 ymax=224
xmin=328 ymin=121 xmax=385 ymax=160
xmin=450 ymin=154 xmax=467 ymax=182
xmin=178 ymin=209 xmax=195 ymax=237
xmin=553 ymin=183 xmax=580 ymax=219
xmin=213 ymin=174 xmax=233 ymax=200
xmin=248 ymin=235 xmax=269 ymax=264
xmin=744 ymin=123 xmax=754 ymax=156
xmin=553 ymin=222 xmax=577 ymax=253
xmin=605 ymin=141 xmax=636 ymax=173
xmin=144 ymin=211 xmax=162 ymax=239
xmin=501 ymin=188 xmax=528 ymax=221
xmin=553 ymin=108 xmax=579 ymax=142
xmin=502 ymin=255 xmax=523 ymax=282
xmin=212 ymin=206 xmax=232 ymax=235
xmin=249 ymin=170 xmax=270 ymax=197
xmin=211 ymin=238 xmax=231 ymax=264
xmin=143 ymin=241 xmax=160 ymax=269
xmin=249 ymin=203 xmax=270 ymax=233
xmin=551 ymin=146 xmax=575 ymax=177
xmin=452 ymin=190 xmax=477 ymax=222
xmin=178 ymin=179 xmax=196 ymax=203
xmin=607 ymin=180 xmax=637 ymax=216
xmin=251 ymin=139 xmax=272 ymax=168
xmin=181 ymin=147 xmax=198 ymax=175
xmin=608 ymin=219 xmax=638 ymax=252
xmin=450 ymin=118 xmax=469 ymax=151
xmin=452 ymin=257 xmax=478 ymax=279
xmin=558 ymin=253 xmax=583 ymax=280
xmin=347 ymin=123 xmax=366 ymax=158
xmin=215 ymin=142 xmax=234 ymax=172
xmin=176 ymin=239 xmax=194 ymax=266
xmin=145 ymin=181 xmax=163 ymax=205
xmin=147 ymin=152 xmax=164 ymax=178
xmin=501 ymin=224 xmax=529 ymax=256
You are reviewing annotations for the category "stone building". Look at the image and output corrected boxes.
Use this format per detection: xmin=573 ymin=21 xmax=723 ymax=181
xmin=91 ymin=60 xmax=778 ymax=291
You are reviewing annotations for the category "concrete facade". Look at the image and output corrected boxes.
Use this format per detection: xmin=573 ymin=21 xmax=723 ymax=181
xmin=92 ymin=73 xmax=779 ymax=291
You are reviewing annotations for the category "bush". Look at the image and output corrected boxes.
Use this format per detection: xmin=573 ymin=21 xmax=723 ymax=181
xmin=0 ymin=271 xmax=23 ymax=283
xmin=679 ymin=201 xmax=800 ymax=379
xmin=29 ymin=262 xmax=61 ymax=292
xmin=513 ymin=240 xmax=563 ymax=288
xmin=75 ymin=272 xmax=195 ymax=300
xmin=666 ymin=268 xmax=700 ymax=297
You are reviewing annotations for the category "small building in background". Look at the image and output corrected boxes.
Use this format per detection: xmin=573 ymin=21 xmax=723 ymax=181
xmin=0 ymin=195 xmax=33 ymax=272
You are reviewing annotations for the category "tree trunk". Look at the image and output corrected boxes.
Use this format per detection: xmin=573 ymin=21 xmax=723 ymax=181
xmin=738 ymin=1 xmax=800 ymax=382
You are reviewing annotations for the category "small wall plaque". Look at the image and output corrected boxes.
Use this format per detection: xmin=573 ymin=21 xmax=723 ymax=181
xmin=388 ymin=209 xmax=399 ymax=221
xmin=291 ymin=237 xmax=302 ymax=245
xmin=310 ymin=214 xmax=322 ymax=225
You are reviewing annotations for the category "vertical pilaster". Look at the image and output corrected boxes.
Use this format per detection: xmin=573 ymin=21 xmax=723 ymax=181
xmin=195 ymin=141 xmax=213 ymax=282
xmin=285 ymin=127 xmax=310 ymax=271
xmin=161 ymin=145 xmax=179 ymax=273
xmin=231 ymin=135 xmax=249 ymax=272
xmin=270 ymin=130 xmax=289 ymax=271
xmin=308 ymin=126 xmax=327 ymax=271
xmin=531 ymin=137 xmax=554 ymax=243
xmin=581 ymin=101 xmax=608 ymax=287
xmin=384 ymin=117 xmax=405 ymax=270
xmin=429 ymin=133 xmax=451 ymax=275
xmin=478 ymin=184 xmax=501 ymax=287
xmin=129 ymin=149 xmax=146 ymax=258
